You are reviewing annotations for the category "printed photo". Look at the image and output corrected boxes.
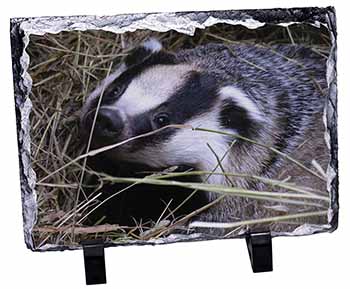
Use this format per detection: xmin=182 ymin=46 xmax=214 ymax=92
xmin=20 ymin=17 xmax=334 ymax=249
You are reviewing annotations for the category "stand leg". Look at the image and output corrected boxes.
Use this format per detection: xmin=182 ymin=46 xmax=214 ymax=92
xmin=246 ymin=231 xmax=273 ymax=273
xmin=82 ymin=239 xmax=107 ymax=285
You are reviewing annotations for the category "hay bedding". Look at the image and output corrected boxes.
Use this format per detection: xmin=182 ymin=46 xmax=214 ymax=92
xmin=26 ymin=24 xmax=331 ymax=248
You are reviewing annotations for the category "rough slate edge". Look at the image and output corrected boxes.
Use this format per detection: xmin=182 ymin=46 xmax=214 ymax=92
xmin=9 ymin=6 xmax=338 ymax=252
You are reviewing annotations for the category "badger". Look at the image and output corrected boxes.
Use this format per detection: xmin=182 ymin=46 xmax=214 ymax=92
xmin=80 ymin=38 xmax=328 ymax=231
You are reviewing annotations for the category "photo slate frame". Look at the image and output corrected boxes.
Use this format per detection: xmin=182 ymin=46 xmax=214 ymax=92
xmin=10 ymin=7 xmax=337 ymax=259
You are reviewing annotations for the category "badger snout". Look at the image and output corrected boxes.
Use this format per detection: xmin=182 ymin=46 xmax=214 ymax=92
xmin=83 ymin=107 xmax=124 ymax=139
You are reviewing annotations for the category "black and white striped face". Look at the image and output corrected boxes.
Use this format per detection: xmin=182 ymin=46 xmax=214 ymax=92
xmin=80 ymin=39 xmax=264 ymax=171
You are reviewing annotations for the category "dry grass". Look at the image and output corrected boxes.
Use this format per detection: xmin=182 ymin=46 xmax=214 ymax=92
xmin=26 ymin=23 xmax=331 ymax=249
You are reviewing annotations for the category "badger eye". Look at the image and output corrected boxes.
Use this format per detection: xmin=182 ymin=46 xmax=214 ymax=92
xmin=104 ymin=84 xmax=126 ymax=101
xmin=113 ymin=85 xmax=124 ymax=96
xmin=154 ymin=113 xmax=170 ymax=128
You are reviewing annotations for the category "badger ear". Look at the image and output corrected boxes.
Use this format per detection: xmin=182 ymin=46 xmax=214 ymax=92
xmin=141 ymin=38 xmax=163 ymax=53
xmin=124 ymin=38 xmax=175 ymax=67
xmin=219 ymin=85 xmax=265 ymax=137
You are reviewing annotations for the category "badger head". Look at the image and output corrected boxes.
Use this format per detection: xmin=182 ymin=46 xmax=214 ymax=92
xmin=80 ymin=39 xmax=265 ymax=183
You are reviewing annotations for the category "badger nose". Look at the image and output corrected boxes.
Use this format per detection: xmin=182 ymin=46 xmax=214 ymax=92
xmin=85 ymin=108 xmax=124 ymax=137
xmin=97 ymin=108 xmax=124 ymax=136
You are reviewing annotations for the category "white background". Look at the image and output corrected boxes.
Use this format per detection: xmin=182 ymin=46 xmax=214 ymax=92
xmin=1 ymin=0 xmax=349 ymax=288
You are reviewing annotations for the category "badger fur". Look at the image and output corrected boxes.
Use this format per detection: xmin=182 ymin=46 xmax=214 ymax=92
xmin=80 ymin=38 xmax=327 ymax=230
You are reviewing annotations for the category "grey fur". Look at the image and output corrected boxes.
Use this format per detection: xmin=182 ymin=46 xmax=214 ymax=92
xmin=175 ymin=43 xmax=328 ymax=224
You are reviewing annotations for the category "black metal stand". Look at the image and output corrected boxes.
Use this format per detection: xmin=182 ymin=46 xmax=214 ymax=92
xmin=82 ymin=239 xmax=107 ymax=285
xmin=246 ymin=231 xmax=273 ymax=273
